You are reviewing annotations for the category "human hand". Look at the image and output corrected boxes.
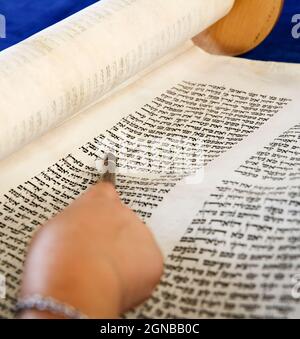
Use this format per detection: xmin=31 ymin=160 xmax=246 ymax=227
xmin=19 ymin=183 xmax=163 ymax=319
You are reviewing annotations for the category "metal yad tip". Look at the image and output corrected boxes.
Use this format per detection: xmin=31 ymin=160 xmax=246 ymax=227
xmin=99 ymin=153 xmax=117 ymax=187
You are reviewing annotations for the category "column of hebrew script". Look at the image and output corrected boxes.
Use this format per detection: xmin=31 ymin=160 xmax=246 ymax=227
xmin=136 ymin=123 xmax=300 ymax=319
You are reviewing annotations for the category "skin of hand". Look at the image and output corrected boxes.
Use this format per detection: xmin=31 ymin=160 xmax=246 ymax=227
xmin=19 ymin=183 xmax=164 ymax=319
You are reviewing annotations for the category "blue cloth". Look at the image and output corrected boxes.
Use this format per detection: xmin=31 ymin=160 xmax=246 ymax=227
xmin=242 ymin=0 xmax=300 ymax=62
xmin=0 ymin=0 xmax=299 ymax=63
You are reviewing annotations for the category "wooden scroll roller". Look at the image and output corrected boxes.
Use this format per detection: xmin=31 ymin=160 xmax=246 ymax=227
xmin=193 ymin=0 xmax=285 ymax=56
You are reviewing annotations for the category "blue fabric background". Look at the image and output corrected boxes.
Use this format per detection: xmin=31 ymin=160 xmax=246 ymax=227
xmin=0 ymin=0 xmax=299 ymax=63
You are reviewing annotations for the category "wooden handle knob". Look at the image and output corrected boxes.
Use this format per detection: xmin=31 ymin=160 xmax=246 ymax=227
xmin=193 ymin=0 xmax=284 ymax=56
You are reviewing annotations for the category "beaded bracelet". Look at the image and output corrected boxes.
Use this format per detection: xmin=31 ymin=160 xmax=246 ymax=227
xmin=15 ymin=294 xmax=89 ymax=319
